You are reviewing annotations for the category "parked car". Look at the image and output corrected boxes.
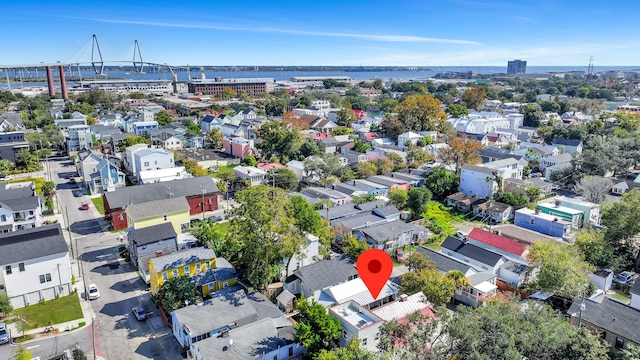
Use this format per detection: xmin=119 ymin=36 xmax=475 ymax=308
xmin=0 ymin=174 xmax=12 ymax=182
xmin=208 ymin=215 xmax=223 ymax=222
xmin=68 ymin=178 xmax=77 ymax=184
xmin=614 ymin=271 xmax=634 ymax=285
xmin=455 ymin=231 xmax=467 ymax=239
xmin=396 ymin=248 xmax=405 ymax=262
xmin=0 ymin=322 xmax=9 ymax=344
xmin=132 ymin=306 xmax=147 ymax=321
xmin=72 ymin=190 xmax=84 ymax=197
xmin=88 ymin=284 xmax=100 ymax=300
xmin=80 ymin=203 xmax=90 ymax=211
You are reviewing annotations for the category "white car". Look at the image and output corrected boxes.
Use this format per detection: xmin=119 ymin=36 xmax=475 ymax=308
xmin=88 ymin=284 xmax=100 ymax=300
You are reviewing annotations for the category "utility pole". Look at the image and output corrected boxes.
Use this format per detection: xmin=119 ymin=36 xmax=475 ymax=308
xmin=201 ymin=180 xmax=206 ymax=221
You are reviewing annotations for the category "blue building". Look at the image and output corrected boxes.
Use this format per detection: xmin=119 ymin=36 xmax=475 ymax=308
xmin=133 ymin=121 xmax=159 ymax=137
xmin=514 ymin=208 xmax=571 ymax=239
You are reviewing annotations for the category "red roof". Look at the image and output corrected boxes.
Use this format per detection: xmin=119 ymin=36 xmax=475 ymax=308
xmin=257 ymin=163 xmax=285 ymax=171
xmin=363 ymin=132 xmax=377 ymax=140
xmin=467 ymin=228 xmax=528 ymax=257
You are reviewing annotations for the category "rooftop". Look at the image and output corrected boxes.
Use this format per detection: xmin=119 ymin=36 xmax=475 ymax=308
xmin=372 ymin=292 xmax=431 ymax=322
xmin=292 ymin=256 xmax=357 ymax=291
xmin=330 ymin=301 xmax=383 ymax=329
xmin=149 ymin=247 xmax=216 ymax=272
xmin=0 ymin=224 xmax=68 ymax=265
xmin=467 ymin=228 xmax=529 ymax=257
xmin=127 ymin=196 xmax=190 ymax=220
xmin=568 ymin=295 xmax=640 ymax=344
xmin=104 ymin=176 xmax=218 ymax=209
xmin=127 ymin=222 xmax=177 ymax=246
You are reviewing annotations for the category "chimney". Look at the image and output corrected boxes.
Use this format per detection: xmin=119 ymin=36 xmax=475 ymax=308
xmin=399 ymin=294 xmax=408 ymax=302
xmin=535 ymin=208 xmax=540 ymax=215
xmin=156 ymin=250 xmax=163 ymax=257
xmin=555 ymin=200 xmax=561 ymax=208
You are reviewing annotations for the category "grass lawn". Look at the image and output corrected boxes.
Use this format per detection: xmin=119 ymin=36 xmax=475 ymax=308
xmin=423 ymin=201 xmax=465 ymax=237
xmin=423 ymin=241 xmax=442 ymax=252
xmin=215 ymin=221 xmax=230 ymax=235
xmin=212 ymin=165 xmax=237 ymax=178
xmin=607 ymin=291 xmax=631 ymax=304
xmin=91 ymin=197 xmax=105 ymax=215
xmin=14 ymin=294 xmax=83 ymax=329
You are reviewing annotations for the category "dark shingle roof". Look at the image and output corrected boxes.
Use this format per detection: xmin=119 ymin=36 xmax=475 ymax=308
xmin=442 ymin=236 xmax=504 ymax=267
xmin=358 ymin=220 xmax=425 ymax=244
xmin=552 ymin=138 xmax=582 ymax=147
xmin=0 ymin=224 xmax=68 ymax=265
xmin=568 ymin=295 xmax=640 ymax=344
xmin=293 ymin=256 xmax=357 ymax=291
xmin=1 ymin=196 xmax=40 ymax=211
xmin=416 ymin=247 xmax=477 ymax=274
xmin=0 ymin=187 xmax=34 ymax=201
xmin=104 ymin=176 xmax=218 ymax=209
xmin=128 ymin=223 xmax=177 ymax=246
xmin=442 ymin=237 xmax=465 ymax=252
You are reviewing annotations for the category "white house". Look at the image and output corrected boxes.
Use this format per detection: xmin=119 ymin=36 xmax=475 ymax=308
xmin=0 ymin=195 xmax=43 ymax=232
xmin=329 ymin=301 xmax=383 ymax=351
xmin=124 ymin=143 xmax=150 ymax=176
xmin=132 ymin=148 xmax=176 ymax=182
xmin=139 ymin=166 xmax=192 ymax=184
xmin=482 ymin=157 xmax=525 ymax=180
xmin=286 ymin=160 xmax=305 ymax=180
xmin=459 ymin=164 xmax=498 ymax=198
xmin=66 ymin=124 xmax=91 ymax=152
xmin=397 ymin=131 xmax=422 ymax=149
xmin=0 ymin=225 xmax=73 ymax=308
xmin=233 ymin=166 xmax=267 ymax=186
xmin=281 ymin=233 xmax=320 ymax=280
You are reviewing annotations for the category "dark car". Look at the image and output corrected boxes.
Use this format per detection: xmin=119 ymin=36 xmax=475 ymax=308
xmin=208 ymin=215 xmax=223 ymax=222
xmin=396 ymin=248 xmax=405 ymax=262
xmin=614 ymin=271 xmax=634 ymax=285
xmin=68 ymin=178 xmax=77 ymax=184
xmin=132 ymin=306 xmax=147 ymax=321
xmin=73 ymin=190 xmax=84 ymax=197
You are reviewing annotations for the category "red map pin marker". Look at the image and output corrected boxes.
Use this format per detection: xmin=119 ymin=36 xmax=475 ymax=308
xmin=356 ymin=249 xmax=393 ymax=299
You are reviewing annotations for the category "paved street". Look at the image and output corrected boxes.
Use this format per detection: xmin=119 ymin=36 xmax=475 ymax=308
xmin=1 ymin=156 xmax=184 ymax=360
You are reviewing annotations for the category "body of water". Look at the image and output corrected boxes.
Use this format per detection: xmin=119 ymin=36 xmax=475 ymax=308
xmin=1 ymin=66 xmax=639 ymax=89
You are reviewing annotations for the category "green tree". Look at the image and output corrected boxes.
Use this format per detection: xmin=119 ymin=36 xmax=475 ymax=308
xmin=342 ymin=235 xmax=369 ymax=261
xmin=156 ymin=276 xmax=201 ymax=313
xmin=228 ymin=186 xmax=304 ymax=290
xmin=444 ymin=297 xmax=608 ymax=360
xmin=520 ymin=103 xmax=545 ymax=127
xmin=72 ymin=348 xmax=87 ymax=360
xmin=41 ymin=180 xmax=55 ymax=201
xmin=155 ymin=110 xmax=173 ymax=127
xmin=539 ymin=99 xmax=560 ymax=113
xmin=386 ymin=152 xmax=406 ymax=171
xmin=406 ymin=146 xmax=433 ymax=168
xmin=423 ymin=166 xmax=459 ymax=200
xmin=296 ymin=139 xmax=321 ymax=160
xmin=241 ymin=155 xmax=258 ymax=166
xmin=15 ymin=149 xmax=38 ymax=171
xmin=14 ymin=346 xmax=33 ymax=360
xmin=401 ymin=268 xmax=456 ymax=306
xmin=267 ymin=167 xmax=298 ymax=190
xmin=331 ymin=126 xmax=353 ymax=136
xmin=257 ymin=121 xmax=301 ymax=163
xmin=526 ymin=240 xmax=593 ymax=298
xmin=446 ymin=103 xmax=469 ymax=117
xmin=397 ymin=94 xmax=447 ymax=132
xmin=601 ymin=189 xmax=640 ymax=271
xmin=188 ymin=220 xmax=234 ymax=257
xmin=388 ymin=188 xmax=408 ymax=210
xmin=181 ymin=158 xmax=208 ymax=177
xmin=0 ymin=159 xmax=15 ymax=173
xmin=294 ymin=297 xmax=341 ymax=356
xmin=406 ymin=186 xmax=432 ymax=220
xmin=337 ymin=103 xmax=358 ymax=127
xmin=461 ymin=86 xmax=487 ymax=110
xmin=122 ymin=135 xmax=149 ymax=148
xmin=438 ymin=132 xmax=483 ymax=174
xmin=355 ymin=161 xmax=377 ymax=178
xmin=315 ymin=338 xmax=374 ymax=360
xmin=405 ymin=251 xmax=435 ymax=272
xmin=618 ymin=344 xmax=640 ymax=360
xmin=221 ymin=87 xmax=237 ymax=99
xmin=204 ymin=128 xmax=223 ymax=149
xmin=574 ymin=229 xmax=611 ymax=270
xmin=0 ymin=293 xmax=13 ymax=316
xmin=373 ymin=157 xmax=394 ymax=175
xmin=288 ymin=195 xmax=323 ymax=235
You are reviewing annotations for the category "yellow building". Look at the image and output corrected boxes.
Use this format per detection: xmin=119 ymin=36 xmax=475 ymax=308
xmin=148 ymin=247 xmax=237 ymax=296
xmin=126 ymin=196 xmax=190 ymax=234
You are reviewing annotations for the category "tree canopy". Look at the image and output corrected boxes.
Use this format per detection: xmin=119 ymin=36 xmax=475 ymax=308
xmin=157 ymin=276 xmax=201 ymax=313
xmin=396 ymin=94 xmax=447 ymax=133
xmin=294 ymin=297 xmax=341 ymax=356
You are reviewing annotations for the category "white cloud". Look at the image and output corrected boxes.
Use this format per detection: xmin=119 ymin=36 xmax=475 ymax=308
xmin=69 ymin=17 xmax=482 ymax=45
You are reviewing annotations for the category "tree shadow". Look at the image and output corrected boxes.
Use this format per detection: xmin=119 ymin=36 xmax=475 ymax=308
xmin=252 ymin=335 xmax=288 ymax=357
xmin=70 ymin=218 xmax=105 ymax=235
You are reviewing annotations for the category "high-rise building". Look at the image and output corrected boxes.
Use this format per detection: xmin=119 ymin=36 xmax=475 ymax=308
xmin=507 ymin=60 xmax=527 ymax=74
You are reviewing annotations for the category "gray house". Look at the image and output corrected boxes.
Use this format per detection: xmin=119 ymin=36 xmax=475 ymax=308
xmin=127 ymin=222 xmax=178 ymax=282
xmin=353 ymin=219 xmax=428 ymax=250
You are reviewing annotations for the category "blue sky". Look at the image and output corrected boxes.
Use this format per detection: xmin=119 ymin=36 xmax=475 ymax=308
xmin=2 ymin=0 xmax=638 ymax=66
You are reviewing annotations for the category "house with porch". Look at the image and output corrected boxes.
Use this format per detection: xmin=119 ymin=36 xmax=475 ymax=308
xmin=329 ymin=301 xmax=383 ymax=351
xmin=233 ymin=166 xmax=267 ymax=186
xmin=455 ymin=272 xmax=498 ymax=308
xmin=148 ymin=247 xmax=237 ymax=296
xmin=446 ymin=192 xmax=485 ymax=213
xmin=283 ymin=255 xmax=357 ymax=302
xmin=0 ymin=190 xmax=43 ymax=232
xmin=611 ymin=179 xmax=640 ymax=195
xmin=314 ymin=277 xmax=400 ymax=309
xmin=471 ymin=200 xmax=514 ymax=223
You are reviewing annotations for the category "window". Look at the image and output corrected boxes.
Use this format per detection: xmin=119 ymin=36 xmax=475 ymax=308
xmin=163 ymin=215 xmax=168 ymax=221
xmin=39 ymin=273 xmax=51 ymax=283
xmin=615 ymin=337 xmax=624 ymax=349
xmin=0 ymin=215 xmax=5 ymax=222
xmin=154 ymin=161 xmax=157 ymax=165
xmin=5 ymin=265 xmax=11 ymax=275
xmin=223 ymin=282 xmax=229 ymax=288
xmin=343 ymin=330 xmax=348 ymax=339
xmin=205 ymin=261 xmax=211 ymax=270
xmin=362 ymin=338 xmax=368 ymax=346
xmin=196 ymin=263 xmax=201 ymax=273
xmin=162 ymin=272 xmax=168 ymax=281
xmin=172 ymin=269 xmax=178 ymax=278
xmin=184 ymin=265 xmax=190 ymax=274
xmin=530 ymin=218 xmax=535 ymax=225
xmin=19 ymin=263 xmax=25 ymax=272
xmin=144 ymin=161 xmax=149 ymax=167
xmin=288 ymin=347 xmax=294 ymax=356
